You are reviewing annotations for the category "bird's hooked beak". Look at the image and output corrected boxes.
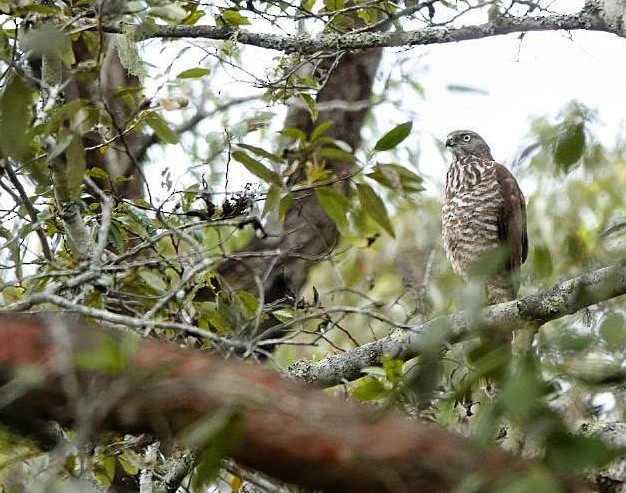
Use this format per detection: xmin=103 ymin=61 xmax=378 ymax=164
xmin=445 ymin=135 xmax=456 ymax=148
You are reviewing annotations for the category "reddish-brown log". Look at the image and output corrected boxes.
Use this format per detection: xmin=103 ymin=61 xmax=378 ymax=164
xmin=0 ymin=314 xmax=590 ymax=493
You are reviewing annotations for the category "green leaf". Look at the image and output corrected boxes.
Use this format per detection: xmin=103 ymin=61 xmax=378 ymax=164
xmin=208 ymin=309 xmax=233 ymax=333
xmin=182 ymin=9 xmax=205 ymax=25
xmin=318 ymin=146 xmax=355 ymax=162
xmin=126 ymin=204 xmax=157 ymax=235
xmin=179 ymin=409 xmax=243 ymax=490
xmin=234 ymin=290 xmax=260 ymax=318
xmin=277 ymin=192 xmax=293 ymax=223
xmin=366 ymin=163 xmax=423 ymax=193
xmin=145 ymin=112 xmax=179 ymax=144
xmin=310 ymin=120 xmax=334 ymax=142
xmin=84 ymin=288 xmax=104 ymax=309
xmin=45 ymin=99 xmax=90 ymax=133
xmin=300 ymin=93 xmax=318 ymax=122
xmin=221 ymin=8 xmax=252 ymax=25
xmin=262 ymin=185 xmax=281 ymax=218
xmin=554 ymin=121 xmax=585 ymax=171
xmin=315 ymin=186 xmax=350 ymax=232
xmin=231 ymin=150 xmax=282 ymax=186
xmin=382 ymin=357 xmax=404 ymax=384
xmin=118 ymin=454 xmax=140 ymax=476
xmin=374 ymin=121 xmax=412 ymax=152
xmin=545 ymin=432 xmax=613 ymax=474
xmin=138 ymin=269 xmax=168 ymax=293
xmin=2 ymin=286 xmax=24 ymax=304
xmin=107 ymin=221 xmax=127 ymax=254
xmin=599 ymin=312 xmax=626 ymax=351
xmin=0 ymin=74 xmax=34 ymax=162
xmin=94 ymin=455 xmax=116 ymax=487
xmin=0 ymin=28 xmax=9 ymax=59
xmin=63 ymin=131 xmax=86 ymax=199
xmin=150 ymin=4 xmax=189 ymax=22
xmin=237 ymin=143 xmax=282 ymax=163
xmin=46 ymin=133 xmax=74 ymax=162
xmin=323 ymin=0 xmax=345 ymax=10
xmin=279 ymin=127 xmax=307 ymax=142
xmin=356 ymin=183 xmax=395 ymax=237
xmin=48 ymin=129 xmax=85 ymax=200
xmin=351 ymin=376 xmax=386 ymax=401
xmin=86 ymin=167 xmax=111 ymax=181
xmin=532 ymin=245 xmax=553 ymax=278
xmin=176 ymin=67 xmax=211 ymax=79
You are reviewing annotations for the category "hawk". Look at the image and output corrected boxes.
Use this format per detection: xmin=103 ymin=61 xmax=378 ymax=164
xmin=442 ymin=130 xmax=528 ymax=304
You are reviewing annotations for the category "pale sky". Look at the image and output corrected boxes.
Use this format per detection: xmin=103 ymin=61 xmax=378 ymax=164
xmin=144 ymin=3 xmax=626 ymax=202
xmin=411 ymin=28 xmax=626 ymax=188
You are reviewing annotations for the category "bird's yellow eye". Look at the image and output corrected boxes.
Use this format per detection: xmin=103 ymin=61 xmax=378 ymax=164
xmin=463 ymin=134 xmax=471 ymax=142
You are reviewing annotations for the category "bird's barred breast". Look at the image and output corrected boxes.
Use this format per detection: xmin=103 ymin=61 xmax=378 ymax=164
xmin=442 ymin=179 xmax=503 ymax=277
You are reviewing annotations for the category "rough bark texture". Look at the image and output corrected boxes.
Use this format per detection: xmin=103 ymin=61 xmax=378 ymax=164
xmin=71 ymin=34 xmax=144 ymax=199
xmin=99 ymin=38 xmax=146 ymax=199
xmin=0 ymin=314 xmax=591 ymax=493
xmin=213 ymin=48 xmax=382 ymax=306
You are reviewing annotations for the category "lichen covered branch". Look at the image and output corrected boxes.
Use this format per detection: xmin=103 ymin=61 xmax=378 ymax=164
xmin=288 ymin=262 xmax=626 ymax=387
xmin=104 ymin=7 xmax=615 ymax=54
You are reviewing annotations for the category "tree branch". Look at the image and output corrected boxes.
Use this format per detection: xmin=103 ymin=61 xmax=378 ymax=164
xmin=0 ymin=314 xmax=591 ymax=493
xmin=104 ymin=7 xmax=615 ymax=54
xmin=288 ymin=262 xmax=626 ymax=387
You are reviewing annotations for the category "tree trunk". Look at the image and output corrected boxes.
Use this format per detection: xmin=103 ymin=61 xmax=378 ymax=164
xmin=213 ymin=48 xmax=383 ymax=309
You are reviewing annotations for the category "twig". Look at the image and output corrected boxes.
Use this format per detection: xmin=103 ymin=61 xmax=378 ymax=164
xmin=2 ymin=161 xmax=54 ymax=262
xmin=0 ymin=291 xmax=246 ymax=350
xmin=84 ymin=177 xmax=114 ymax=268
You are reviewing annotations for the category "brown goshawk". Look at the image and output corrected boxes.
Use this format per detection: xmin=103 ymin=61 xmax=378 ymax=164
xmin=442 ymin=130 xmax=528 ymax=304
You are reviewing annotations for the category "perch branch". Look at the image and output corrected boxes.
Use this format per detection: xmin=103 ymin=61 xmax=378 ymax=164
xmin=288 ymin=262 xmax=626 ymax=387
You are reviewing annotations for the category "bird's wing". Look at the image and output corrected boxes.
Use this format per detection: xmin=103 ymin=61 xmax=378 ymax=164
xmin=495 ymin=163 xmax=528 ymax=271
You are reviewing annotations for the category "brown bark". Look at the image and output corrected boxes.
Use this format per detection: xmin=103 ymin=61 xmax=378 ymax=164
xmin=98 ymin=38 xmax=145 ymax=199
xmin=70 ymin=34 xmax=144 ymax=199
xmin=0 ymin=313 xmax=591 ymax=493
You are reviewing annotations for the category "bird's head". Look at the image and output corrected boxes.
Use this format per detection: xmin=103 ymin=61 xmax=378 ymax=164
xmin=445 ymin=130 xmax=493 ymax=160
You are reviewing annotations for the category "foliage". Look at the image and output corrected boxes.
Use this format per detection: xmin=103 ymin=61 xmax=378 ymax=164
xmin=0 ymin=1 xmax=623 ymax=492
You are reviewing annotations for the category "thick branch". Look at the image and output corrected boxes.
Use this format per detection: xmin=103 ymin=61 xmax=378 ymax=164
xmin=0 ymin=314 xmax=590 ymax=493
xmin=105 ymin=9 xmax=615 ymax=54
xmin=288 ymin=262 xmax=626 ymax=387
